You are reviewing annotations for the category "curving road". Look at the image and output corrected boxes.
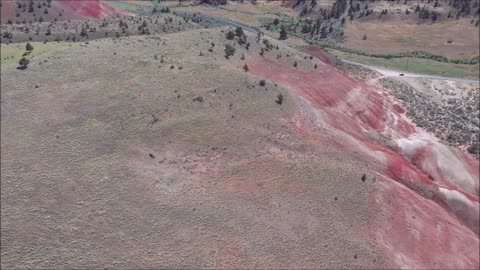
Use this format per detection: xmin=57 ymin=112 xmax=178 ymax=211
xmin=341 ymin=60 xmax=480 ymax=84
xmin=175 ymin=10 xmax=479 ymax=83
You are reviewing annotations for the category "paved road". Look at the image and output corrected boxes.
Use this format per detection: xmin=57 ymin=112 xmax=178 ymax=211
xmin=175 ymin=10 xmax=298 ymax=47
xmin=342 ymin=60 xmax=480 ymax=84
xmin=175 ymin=10 xmax=260 ymax=34
xmin=175 ymin=10 xmax=479 ymax=83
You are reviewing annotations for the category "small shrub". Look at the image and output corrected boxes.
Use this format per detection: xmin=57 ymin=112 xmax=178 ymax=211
xmin=361 ymin=174 xmax=367 ymax=182
xmin=243 ymin=63 xmax=249 ymax=72
xmin=259 ymin=80 xmax=266 ymax=86
xmin=275 ymin=93 xmax=284 ymax=105
xmin=2 ymin=31 xmax=12 ymax=39
xmin=18 ymin=57 xmax=30 ymax=69
xmin=467 ymin=143 xmax=479 ymax=154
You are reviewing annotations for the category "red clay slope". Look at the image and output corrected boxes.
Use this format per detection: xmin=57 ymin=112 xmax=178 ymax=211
xmin=53 ymin=0 xmax=128 ymax=19
xmin=0 ymin=0 xmax=128 ymax=23
xmin=247 ymin=55 xmax=479 ymax=269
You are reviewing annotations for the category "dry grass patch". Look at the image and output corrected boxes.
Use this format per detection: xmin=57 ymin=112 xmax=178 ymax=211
xmin=343 ymin=18 xmax=479 ymax=59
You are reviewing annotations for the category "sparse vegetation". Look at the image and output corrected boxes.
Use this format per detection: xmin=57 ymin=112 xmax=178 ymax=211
xmin=1 ymin=6 xmax=479 ymax=269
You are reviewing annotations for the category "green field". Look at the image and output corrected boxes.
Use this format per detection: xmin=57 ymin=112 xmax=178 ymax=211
xmin=328 ymin=49 xmax=480 ymax=79
xmin=1 ymin=42 xmax=76 ymax=65
xmin=108 ymin=2 xmax=138 ymax=11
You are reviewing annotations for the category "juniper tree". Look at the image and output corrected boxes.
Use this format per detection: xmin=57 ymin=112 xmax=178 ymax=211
xmin=235 ymin=26 xmax=244 ymax=37
xmin=226 ymin=30 xmax=235 ymax=40
xmin=224 ymin=44 xmax=235 ymax=58
xmin=26 ymin=42 xmax=33 ymax=52
xmin=279 ymin=25 xmax=288 ymax=40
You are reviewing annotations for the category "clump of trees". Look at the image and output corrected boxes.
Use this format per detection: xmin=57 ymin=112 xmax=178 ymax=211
xmin=225 ymin=27 xmax=247 ymax=45
xmin=153 ymin=7 xmax=170 ymax=13
xmin=235 ymin=27 xmax=247 ymax=45
xmin=262 ymin=39 xmax=274 ymax=51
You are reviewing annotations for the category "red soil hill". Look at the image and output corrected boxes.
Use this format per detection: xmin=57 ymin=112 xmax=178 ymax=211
xmin=247 ymin=53 xmax=479 ymax=269
xmin=0 ymin=0 xmax=128 ymax=24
